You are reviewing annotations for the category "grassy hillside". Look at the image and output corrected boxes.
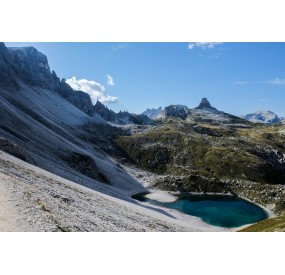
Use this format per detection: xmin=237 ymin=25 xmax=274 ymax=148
xmin=240 ymin=214 xmax=285 ymax=232
xmin=116 ymin=119 xmax=285 ymax=213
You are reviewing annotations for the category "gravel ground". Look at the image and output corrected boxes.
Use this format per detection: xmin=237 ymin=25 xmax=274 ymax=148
xmin=0 ymin=178 xmax=20 ymax=231
xmin=0 ymin=150 xmax=225 ymax=232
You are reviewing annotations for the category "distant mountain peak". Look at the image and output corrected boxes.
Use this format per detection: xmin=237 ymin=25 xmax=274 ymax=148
xmin=196 ymin=98 xmax=216 ymax=110
xmin=242 ymin=110 xmax=281 ymax=124
xmin=142 ymin=107 xmax=163 ymax=119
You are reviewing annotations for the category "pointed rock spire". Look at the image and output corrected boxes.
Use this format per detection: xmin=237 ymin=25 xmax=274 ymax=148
xmin=197 ymin=98 xmax=213 ymax=109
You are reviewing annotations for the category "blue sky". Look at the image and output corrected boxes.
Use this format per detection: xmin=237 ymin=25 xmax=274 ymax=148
xmin=5 ymin=42 xmax=285 ymax=117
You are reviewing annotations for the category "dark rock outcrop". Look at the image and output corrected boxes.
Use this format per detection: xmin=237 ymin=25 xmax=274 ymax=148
xmin=0 ymin=137 xmax=35 ymax=164
xmin=67 ymin=152 xmax=109 ymax=184
xmin=8 ymin=47 xmax=53 ymax=89
xmin=161 ymin=105 xmax=188 ymax=120
xmin=196 ymin=98 xmax=217 ymax=110
xmin=0 ymin=42 xmax=20 ymax=89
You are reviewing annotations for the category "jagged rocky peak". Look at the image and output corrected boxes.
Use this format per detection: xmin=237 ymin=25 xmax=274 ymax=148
xmin=9 ymin=46 xmax=50 ymax=71
xmin=2 ymin=44 xmax=57 ymax=90
xmin=196 ymin=98 xmax=215 ymax=109
xmin=142 ymin=107 xmax=163 ymax=119
xmin=94 ymin=100 xmax=118 ymax=122
xmin=117 ymin=111 xmax=155 ymax=125
xmin=8 ymin=46 xmax=53 ymax=88
xmin=94 ymin=99 xmax=108 ymax=111
xmin=0 ymin=43 xmax=95 ymax=117
xmin=94 ymin=100 xmax=155 ymax=125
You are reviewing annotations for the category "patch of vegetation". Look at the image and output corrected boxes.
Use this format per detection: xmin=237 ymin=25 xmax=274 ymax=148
xmin=117 ymin=123 xmax=285 ymax=184
xmin=51 ymin=217 xmax=71 ymax=232
xmin=240 ymin=213 xmax=285 ymax=232
xmin=36 ymin=198 xmax=50 ymax=212
xmin=116 ymin=121 xmax=285 ymax=213
xmin=56 ymin=224 xmax=71 ymax=232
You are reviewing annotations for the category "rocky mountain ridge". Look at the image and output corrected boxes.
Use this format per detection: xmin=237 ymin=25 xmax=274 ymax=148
xmin=0 ymin=43 xmax=95 ymax=117
xmin=142 ymin=107 xmax=163 ymax=119
xmin=242 ymin=110 xmax=281 ymax=125
xmin=1 ymin=43 xmax=285 ymax=232
xmin=0 ymin=42 xmax=148 ymax=199
xmin=1 ymin=43 xmax=155 ymax=124
xmin=94 ymin=100 xmax=155 ymax=125
xmin=155 ymin=98 xmax=249 ymax=126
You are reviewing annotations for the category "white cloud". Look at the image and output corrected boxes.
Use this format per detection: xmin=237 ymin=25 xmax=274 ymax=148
xmin=107 ymin=74 xmax=115 ymax=86
xmin=188 ymin=42 xmax=223 ymax=50
xmin=267 ymin=78 xmax=285 ymax=85
xmin=66 ymin=76 xmax=118 ymax=104
xmin=233 ymin=81 xmax=248 ymax=85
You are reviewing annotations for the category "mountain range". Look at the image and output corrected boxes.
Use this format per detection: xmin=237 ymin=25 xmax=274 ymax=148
xmin=1 ymin=42 xmax=285 ymax=232
xmin=141 ymin=98 xmax=249 ymax=126
xmin=141 ymin=100 xmax=284 ymax=126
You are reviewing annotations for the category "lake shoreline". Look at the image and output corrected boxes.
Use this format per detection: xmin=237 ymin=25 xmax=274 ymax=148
xmin=132 ymin=188 xmax=272 ymax=231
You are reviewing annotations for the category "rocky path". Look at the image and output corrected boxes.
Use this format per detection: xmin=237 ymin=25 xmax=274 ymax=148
xmin=0 ymin=176 xmax=21 ymax=231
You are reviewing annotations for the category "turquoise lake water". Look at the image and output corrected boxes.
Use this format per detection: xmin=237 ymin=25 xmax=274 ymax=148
xmin=132 ymin=193 xmax=268 ymax=228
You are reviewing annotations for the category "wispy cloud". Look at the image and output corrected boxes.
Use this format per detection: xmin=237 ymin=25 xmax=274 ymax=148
xmin=233 ymin=78 xmax=285 ymax=85
xmin=233 ymin=81 xmax=248 ymax=85
xmin=66 ymin=76 xmax=118 ymax=104
xmin=106 ymin=74 xmax=115 ymax=86
xmin=266 ymin=78 xmax=285 ymax=85
xmin=188 ymin=42 xmax=223 ymax=50
xmin=112 ymin=43 xmax=127 ymax=51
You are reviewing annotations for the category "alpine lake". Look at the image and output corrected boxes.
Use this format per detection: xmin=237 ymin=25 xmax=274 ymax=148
xmin=132 ymin=193 xmax=268 ymax=228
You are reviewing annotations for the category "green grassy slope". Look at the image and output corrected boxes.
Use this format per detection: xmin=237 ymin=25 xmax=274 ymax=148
xmin=240 ymin=214 xmax=285 ymax=232
xmin=116 ymin=119 xmax=285 ymax=213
